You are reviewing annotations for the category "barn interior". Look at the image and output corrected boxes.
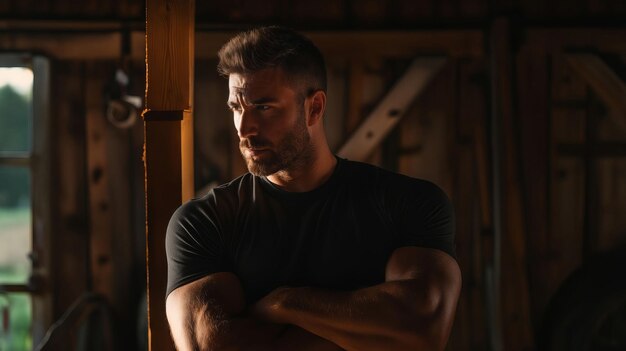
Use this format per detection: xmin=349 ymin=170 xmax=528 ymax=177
xmin=1 ymin=0 xmax=626 ymax=350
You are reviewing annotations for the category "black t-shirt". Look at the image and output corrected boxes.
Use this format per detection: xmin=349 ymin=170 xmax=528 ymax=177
xmin=166 ymin=157 xmax=455 ymax=303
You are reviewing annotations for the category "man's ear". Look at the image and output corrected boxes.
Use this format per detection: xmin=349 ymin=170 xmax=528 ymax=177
xmin=306 ymin=90 xmax=326 ymax=127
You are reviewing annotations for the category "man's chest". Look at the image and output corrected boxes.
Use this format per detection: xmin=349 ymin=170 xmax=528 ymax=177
xmin=228 ymin=200 xmax=398 ymax=302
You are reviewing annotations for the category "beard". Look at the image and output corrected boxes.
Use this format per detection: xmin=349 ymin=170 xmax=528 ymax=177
xmin=239 ymin=112 xmax=314 ymax=176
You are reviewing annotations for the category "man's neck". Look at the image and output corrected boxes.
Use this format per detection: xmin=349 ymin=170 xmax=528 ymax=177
xmin=266 ymin=150 xmax=337 ymax=192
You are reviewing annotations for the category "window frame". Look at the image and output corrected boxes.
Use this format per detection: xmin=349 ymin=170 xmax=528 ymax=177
xmin=0 ymin=53 xmax=52 ymax=344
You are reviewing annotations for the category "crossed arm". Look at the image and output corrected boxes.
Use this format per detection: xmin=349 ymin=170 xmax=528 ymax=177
xmin=166 ymin=246 xmax=461 ymax=351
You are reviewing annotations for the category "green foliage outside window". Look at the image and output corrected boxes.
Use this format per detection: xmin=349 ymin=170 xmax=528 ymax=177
xmin=0 ymin=80 xmax=33 ymax=351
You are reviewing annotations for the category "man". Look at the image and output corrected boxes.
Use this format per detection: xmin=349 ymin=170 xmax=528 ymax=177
xmin=165 ymin=26 xmax=461 ymax=351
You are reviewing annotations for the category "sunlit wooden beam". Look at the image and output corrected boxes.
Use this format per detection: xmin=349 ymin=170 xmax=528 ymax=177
xmin=144 ymin=0 xmax=194 ymax=349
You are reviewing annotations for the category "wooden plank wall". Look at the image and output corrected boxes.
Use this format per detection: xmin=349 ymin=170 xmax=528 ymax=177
xmin=85 ymin=62 xmax=114 ymax=310
xmin=49 ymin=59 xmax=146 ymax=349
xmin=51 ymin=61 xmax=90 ymax=319
xmin=547 ymin=52 xmax=587 ymax=322
xmin=516 ymin=30 xmax=626 ymax=351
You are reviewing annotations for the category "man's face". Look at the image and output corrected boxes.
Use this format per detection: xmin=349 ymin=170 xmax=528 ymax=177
xmin=228 ymin=68 xmax=313 ymax=176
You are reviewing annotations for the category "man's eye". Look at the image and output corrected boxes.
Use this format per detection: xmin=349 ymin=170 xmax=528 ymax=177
xmin=255 ymin=105 xmax=270 ymax=111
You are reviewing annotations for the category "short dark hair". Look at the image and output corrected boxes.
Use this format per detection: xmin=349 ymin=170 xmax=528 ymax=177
xmin=217 ymin=26 xmax=327 ymax=98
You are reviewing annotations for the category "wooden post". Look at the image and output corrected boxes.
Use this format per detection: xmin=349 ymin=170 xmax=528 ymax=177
xmin=144 ymin=0 xmax=194 ymax=350
xmin=489 ymin=17 xmax=534 ymax=351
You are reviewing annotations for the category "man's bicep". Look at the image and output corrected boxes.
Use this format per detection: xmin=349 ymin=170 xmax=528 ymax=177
xmin=166 ymin=272 xmax=246 ymax=350
xmin=386 ymin=246 xmax=460 ymax=287
xmin=386 ymin=246 xmax=461 ymax=315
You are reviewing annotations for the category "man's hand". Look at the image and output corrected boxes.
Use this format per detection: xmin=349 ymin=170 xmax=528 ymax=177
xmin=248 ymin=247 xmax=461 ymax=351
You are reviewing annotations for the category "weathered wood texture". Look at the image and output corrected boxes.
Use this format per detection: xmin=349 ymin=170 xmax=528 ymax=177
xmin=143 ymin=121 xmax=180 ymax=351
xmin=84 ymin=61 xmax=145 ymax=349
xmin=145 ymin=2 xmax=191 ymax=111
xmin=519 ymin=27 xmax=626 ymax=351
xmin=145 ymin=0 xmax=194 ymax=350
xmin=0 ymin=31 xmax=144 ymax=60
xmin=50 ymin=60 xmax=146 ymax=350
xmin=183 ymin=0 xmax=195 ymax=201
xmin=0 ymin=29 xmax=482 ymax=61
xmin=337 ymin=57 xmax=446 ymax=162
xmin=85 ymin=62 xmax=114 ymax=305
xmin=51 ymin=61 xmax=90 ymax=322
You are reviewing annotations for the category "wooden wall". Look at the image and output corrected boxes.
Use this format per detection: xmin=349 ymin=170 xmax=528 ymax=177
xmin=518 ymin=30 xmax=626 ymax=350
xmin=48 ymin=60 xmax=146 ymax=349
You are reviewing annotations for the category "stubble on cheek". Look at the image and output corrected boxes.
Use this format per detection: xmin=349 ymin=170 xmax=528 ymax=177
xmin=239 ymin=106 xmax=313 ymax=176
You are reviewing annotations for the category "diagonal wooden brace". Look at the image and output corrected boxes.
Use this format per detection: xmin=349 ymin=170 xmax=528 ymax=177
xmin=337 ymin=57 xmax=447 ymax=161
xmin=566 ymin=53 xmax=626 ymax=132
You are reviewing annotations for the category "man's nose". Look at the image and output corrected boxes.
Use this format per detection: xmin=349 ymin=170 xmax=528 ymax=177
xmin=236 ymin=109 xmax=259 ymax=139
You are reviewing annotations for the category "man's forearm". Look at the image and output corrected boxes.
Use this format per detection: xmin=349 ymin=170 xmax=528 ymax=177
xmin=193 ymin=314 xmax=282 ymax=350
xmin=167 ymin=273 xmax=343 ymax=351
xmin=192 ymin=311 xmax=342 ymax=351
xmin=252 ymin=279 xmax=455 ymax=351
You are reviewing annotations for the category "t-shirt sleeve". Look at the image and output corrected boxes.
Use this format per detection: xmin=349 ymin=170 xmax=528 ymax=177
xmin=395 ymin=179 xmax=456 ymax=259
xmin=165 ymin=197 xmax=226 ymax=298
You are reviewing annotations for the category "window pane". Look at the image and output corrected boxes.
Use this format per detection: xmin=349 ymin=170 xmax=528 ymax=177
xmin=0 ymin=166 xmax=31 ymax=284
xmin=0 ymin=293 xmax=32 ymax=351
xmin=0 ymin=67 xmax=33 ymax=153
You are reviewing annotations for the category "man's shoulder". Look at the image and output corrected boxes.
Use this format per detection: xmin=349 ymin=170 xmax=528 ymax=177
xmin=210 ymin=172 xmax=256 ymax=198
xmin=204 ymin=172 xmax=260 ymax=198
xmin=171 ymin=173 xmax=256 ymax=220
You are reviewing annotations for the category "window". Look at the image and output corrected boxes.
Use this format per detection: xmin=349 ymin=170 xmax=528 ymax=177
xmin=0 ymin=54 xmax=50 ymax=350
